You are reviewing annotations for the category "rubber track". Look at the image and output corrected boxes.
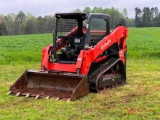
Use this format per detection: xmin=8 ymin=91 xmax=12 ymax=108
xmin=89 ymin=58 xmax=125 ymax=91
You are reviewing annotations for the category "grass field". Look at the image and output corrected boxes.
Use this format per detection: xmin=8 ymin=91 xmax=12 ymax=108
xmin=0 ymin=27 xmax=160 ymax=120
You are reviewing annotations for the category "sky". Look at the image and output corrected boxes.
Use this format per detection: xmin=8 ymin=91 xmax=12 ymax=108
xmin=0 ymin=0 xmax=159 ymax=18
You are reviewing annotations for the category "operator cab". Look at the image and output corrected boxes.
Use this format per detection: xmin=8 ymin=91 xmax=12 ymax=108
xmin=52 ymin=13 xmax=110 ymax=63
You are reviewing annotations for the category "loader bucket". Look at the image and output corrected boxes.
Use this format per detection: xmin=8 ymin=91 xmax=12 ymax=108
xmin=9 ymin=70 xmax=89 ymax=101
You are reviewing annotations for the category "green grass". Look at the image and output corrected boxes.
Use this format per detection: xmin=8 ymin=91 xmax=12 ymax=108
xmin=0 ymin=34 xmax=52 ymax=64
xmin=127 ymin=27 xmax=160 ymax=60
xmin=0 ymin=28 xmax=160 ymax=120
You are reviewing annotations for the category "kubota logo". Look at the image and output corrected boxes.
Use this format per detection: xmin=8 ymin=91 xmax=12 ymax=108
xmin=101 ymin=39 xmax=111 ymax=50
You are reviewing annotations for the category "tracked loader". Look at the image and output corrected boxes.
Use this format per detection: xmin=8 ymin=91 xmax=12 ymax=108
xmin=9 ymin=13 xmax=128 ymax=101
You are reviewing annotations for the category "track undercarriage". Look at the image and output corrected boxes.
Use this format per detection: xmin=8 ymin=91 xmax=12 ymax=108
xmin=89 ymin=58 xmax=126 ymax=92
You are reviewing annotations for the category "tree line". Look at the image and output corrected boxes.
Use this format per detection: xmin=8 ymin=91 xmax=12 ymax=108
xmin=0 ymin=12 xmax=55 ymax=36
xmin=135 ymin=7 xmax=160 ymax=27
xmin=0 ymin=7 xmax=134 ymax=36
xmin=0 ymin=6 xmax=159 ymax=36
xmin=74 ymin=7 xmax=135 ymax=28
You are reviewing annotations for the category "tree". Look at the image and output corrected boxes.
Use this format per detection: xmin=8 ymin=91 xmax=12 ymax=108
xmin=109 ymin=7 xmax=122 ymax=28
xmin=151 ymin=7 xmax=155 ymax=19
xmin=0 ymin=22 xmax=8 ymax=36
xmin=17 ymin=11 xmax=25 ymax=23
xmin=24 ymin=13 xmax=38 ymax=34
xmin=119 ymin=18 xmax=126 ymax=26
xmin=122 ymin=8 xmax=128 ymax=18
xmin=44 ymin=15 xmax=55 ymax=33
xmin=142 ymin=7 xmax=151 ymax=27
xmin=83 ymin=7 xmax=92 ymax=13
xmin=127 ymin=18 xmax=135 ymax=27
xmin=135 ymin=7 xmax=142 ymax=27
xmin=152 ymin=13 xmax=160 ymax=26
xmin=37 ymin=16 xmax=45 ymax=33
xmin=154 ymin=7 xmax=159 ymax=16
xmin=16 ymin=11 xmax=26 ymax=34
xmin=120 ymin=8 xmax=128 ymax=26
xmin=4 ymin=13 xmax=17 ymax=35
xmin=93 ymin=7 xmax=103 ymax=13
xmin=0 ymin=14 xmax=5 ymax=23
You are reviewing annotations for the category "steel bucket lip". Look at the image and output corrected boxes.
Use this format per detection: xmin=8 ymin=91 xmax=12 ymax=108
xmin=26 ymin=70 xmax=86 ymax=78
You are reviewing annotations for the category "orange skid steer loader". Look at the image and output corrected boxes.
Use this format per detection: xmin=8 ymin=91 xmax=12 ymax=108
xmin=9 ymin=13 xmax=128 ymax=101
